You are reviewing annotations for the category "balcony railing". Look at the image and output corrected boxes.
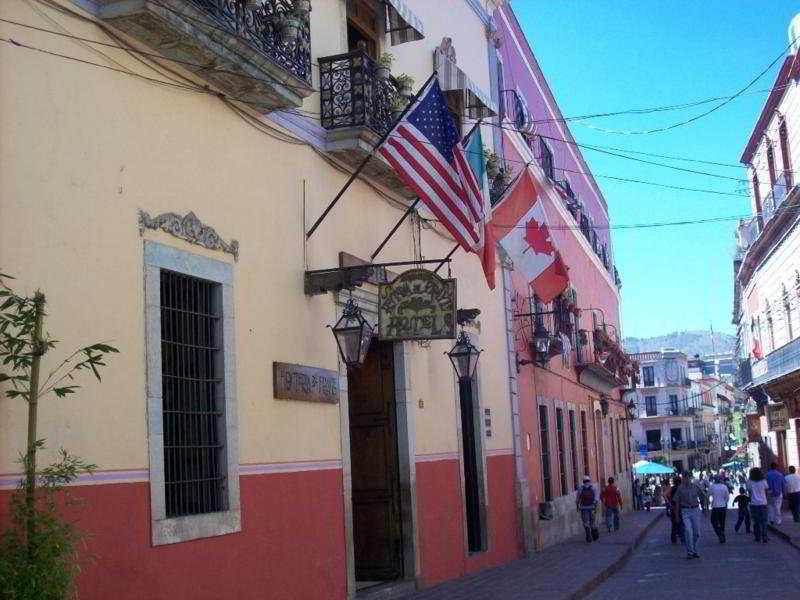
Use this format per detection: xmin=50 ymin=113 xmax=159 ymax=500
xmin=190 ymin=0 xmax=312 ymax=82
xmin=319 ymin=50 xmax=403 ymax=136
xmin=646 ymin=441 xmax=662 ymax=451
xmin=100 ymin=0 xmax=314 ymax=111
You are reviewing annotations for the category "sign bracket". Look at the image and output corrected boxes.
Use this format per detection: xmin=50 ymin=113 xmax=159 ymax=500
xmin=304 ymin=259 xmax=452 ymax=296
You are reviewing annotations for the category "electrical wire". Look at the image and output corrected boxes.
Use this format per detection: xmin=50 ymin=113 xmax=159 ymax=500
xmin=10 ymin=4 xmax=789 ymax=184
xmin=16 ymin=2 xmax=800 ymax=130
xmin=572 ymin=36 xmax=795 ymax=136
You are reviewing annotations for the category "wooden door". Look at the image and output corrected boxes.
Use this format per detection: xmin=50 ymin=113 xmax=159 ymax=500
xmin=348 ymin=341 xmax=403 ymax=581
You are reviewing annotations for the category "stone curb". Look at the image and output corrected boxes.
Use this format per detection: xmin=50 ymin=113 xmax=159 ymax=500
xmin=767 ymin=523 xmax=800 ymax=551
xmin=567 ymin=511 xmax=664 ymax=600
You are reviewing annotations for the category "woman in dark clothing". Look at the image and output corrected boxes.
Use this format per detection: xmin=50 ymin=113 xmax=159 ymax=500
xmin=665 ymin=475 xmax=684 ymax=544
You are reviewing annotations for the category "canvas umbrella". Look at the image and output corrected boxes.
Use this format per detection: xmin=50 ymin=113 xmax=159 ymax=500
xmin=633 ymin=461 xmax=674 ymax=475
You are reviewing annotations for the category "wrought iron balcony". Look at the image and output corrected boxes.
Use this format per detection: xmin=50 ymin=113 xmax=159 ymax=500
xmin=318 ymin=49 xmax=414 ymax=197
xmin=646 ymin=441 xmax=663 ymax=451
xmin=100 ymin=0 xmax=314 ymax=112
xmin=319 ymin=50 xmax=403 ymax=136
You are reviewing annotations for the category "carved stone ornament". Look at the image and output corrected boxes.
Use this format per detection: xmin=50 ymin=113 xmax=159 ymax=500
xmin=437 ymin=37 xmax=457 ymax=64
xmin=138 ymin=210 xmax=239 ymax=260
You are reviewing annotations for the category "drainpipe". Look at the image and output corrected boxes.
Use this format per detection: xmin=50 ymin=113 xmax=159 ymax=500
xmin=501 ymin=256 xmax=535 ymax=556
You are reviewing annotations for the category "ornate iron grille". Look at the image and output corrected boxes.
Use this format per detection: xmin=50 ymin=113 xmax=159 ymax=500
xmin=319 ymin=49 xmax=402 ymax=135
xmin=161 ymin=270 xmax=225 ymax=518
xmin=189 ymin=0 xmax=312 ymax=83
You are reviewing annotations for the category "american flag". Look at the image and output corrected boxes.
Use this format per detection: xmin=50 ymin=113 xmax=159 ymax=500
xmin=378 ymin=79 xmax=481 ymax=253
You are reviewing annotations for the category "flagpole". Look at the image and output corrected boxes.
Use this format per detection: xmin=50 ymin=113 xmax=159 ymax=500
xmin=305 ymin=71 xmax=439 ymax=240
xmin=370 ymin=198 xmax=420 ymax=261
xmin=433 ymin=244 xmax=459 ymax=274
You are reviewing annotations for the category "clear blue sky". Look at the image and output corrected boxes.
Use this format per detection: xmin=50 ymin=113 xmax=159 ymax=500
xmin=513 ymin=1 xmax=798 ymax=338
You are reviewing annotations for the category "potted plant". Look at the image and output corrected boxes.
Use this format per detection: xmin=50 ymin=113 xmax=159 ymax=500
xmin=279 ymin=12 xmax=302 ymax=43
xmin=293 ymin=0 xmax=311 ymax=16
xmin=395 ymin=73 xmax=414 ymax=97
xmin=390 ymin=95 xmax=408 ymax=122
xmin=484 ymin=148 xmax=500 ymax=179
xmin=376 ymin=52 xmax=393 ymax=79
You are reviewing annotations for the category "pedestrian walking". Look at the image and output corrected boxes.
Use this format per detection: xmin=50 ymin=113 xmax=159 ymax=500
xmin=733 ymin=486 xmax=751 ymax=534
xmin=785 ymin=466 xmax=800 ymax=523
xmin=633 ymin=479 xmax=642 ymax=511
xmin=766 ymin=462 xmax=785 ymax=525
xmin=577 ymin=475 xmax=599 ymax=543
xmin=709 ymin=476 xmax=730 ymax=543
xmin=673 ymin=471 xmax=707 ymax=559
xmin=642 ymin=481 xmax=653 ymax=512
xmin=665 ymin=475 xmax=684 ymax=544
xmin=747 ymin=467 xmax=770 ymax=543
xmin=601 ymin=477 xmax=623 ymax=533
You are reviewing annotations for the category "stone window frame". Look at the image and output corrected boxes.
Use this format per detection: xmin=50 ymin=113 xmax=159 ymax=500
xmin=144 ymin=240 xmax=240 ymax=546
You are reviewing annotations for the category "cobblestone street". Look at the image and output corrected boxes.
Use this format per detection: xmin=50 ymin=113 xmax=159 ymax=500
xmin=588 ymin=510 xmax=800 ymax=600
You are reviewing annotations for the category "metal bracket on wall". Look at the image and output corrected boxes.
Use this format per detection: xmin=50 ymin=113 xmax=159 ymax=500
xmin=304 ymin=258 xmax=451 ymax=296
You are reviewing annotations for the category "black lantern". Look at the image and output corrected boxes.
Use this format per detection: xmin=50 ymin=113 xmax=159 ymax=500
xmin=447 ymin=331 xmax=481 ymax=380
xmin=330 ymin=299 xmax=373 ymax=369
xmin=531 ymin=324 xmax=551 ymax=364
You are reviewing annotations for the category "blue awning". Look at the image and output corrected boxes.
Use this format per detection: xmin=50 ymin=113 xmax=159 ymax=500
xmin=384 ymin=0 xmax=424 ymax=46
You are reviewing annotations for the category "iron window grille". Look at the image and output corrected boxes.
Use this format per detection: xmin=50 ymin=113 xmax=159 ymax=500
xmin=645 ymin=395 xmax=657 ymax=416
xmin=539 ymin=405 xmax=552 ymax=502
xmin=160 ymin=270 xmax=225 ymax=518
xmin=642 ymin=366 xmax=654 ymax=387
xmin=538 ymin=136 xmax=554 ymax=181
xmin=556 ymin=408 xmax=567 ymax=495
xmin=580 ymin=411 xmax=590 ymax=480
xmin=569 ymin=410 xmax=579 ymax=490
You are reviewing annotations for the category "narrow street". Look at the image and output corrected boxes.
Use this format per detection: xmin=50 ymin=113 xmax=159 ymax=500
xmin=588 ymin=511 xmax=800 ymax=600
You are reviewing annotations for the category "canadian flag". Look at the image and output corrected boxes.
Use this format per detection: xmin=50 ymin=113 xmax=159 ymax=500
xmin=490 ymin=168 xmax=568 ymax=302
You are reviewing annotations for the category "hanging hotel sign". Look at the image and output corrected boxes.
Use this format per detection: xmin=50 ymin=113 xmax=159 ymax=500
xmin=273 ymin=362 xmax=339 ymax=404
xmin=746 ymin=414 xmax=762 ymax=442
xmin=378 ymin=269 xmax=457 ymax=341
xmin=766 ymin=403 xmax=789 ymax=431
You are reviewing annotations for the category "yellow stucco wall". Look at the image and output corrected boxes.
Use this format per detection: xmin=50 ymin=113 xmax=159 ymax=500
xmin=0 ymin=0 xmax=511 ymax=475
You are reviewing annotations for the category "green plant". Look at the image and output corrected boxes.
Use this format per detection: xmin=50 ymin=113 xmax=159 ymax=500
xmin=394 ymin=73 xmax=414 ymax=90
xmin=390 ymin=95 xmax=408 ymax=112
xmin=0 ymin=273 xmax=118 ymax=599
xmin=377 ymin=52 xmax=393 ymax=68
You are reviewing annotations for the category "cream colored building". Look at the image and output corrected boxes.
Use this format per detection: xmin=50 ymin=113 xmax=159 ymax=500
xmin=0 ymin=1 xmax=522 ymax=598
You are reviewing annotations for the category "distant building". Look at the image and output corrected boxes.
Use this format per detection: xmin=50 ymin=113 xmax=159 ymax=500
xmin=733 ymin=13 xmax=800 ymax=471
xmin=687 ymin=352 xmax=737 ymax=384
xmin=625 ymin=350 xmax=700 ymax=473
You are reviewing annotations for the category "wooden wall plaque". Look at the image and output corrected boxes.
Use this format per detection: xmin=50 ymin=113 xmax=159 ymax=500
xmin=273 ymin=362 xmax=339 ymax=404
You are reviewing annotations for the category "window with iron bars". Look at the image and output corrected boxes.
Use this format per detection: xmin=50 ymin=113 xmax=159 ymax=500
xmin=569 ymin=410 xmax=579 ymax=490
xmin=556 ymin=408 xmax=567 ymax=495
xmin=538 ymin=136 xmax=554 ymax=181
xmin=161 ymin=270 xmax=225 ymax=518
xmin=539 ymin=405 xmax=552 ymax=502
xmin=580 ymin=411 xmax=590 ymax=479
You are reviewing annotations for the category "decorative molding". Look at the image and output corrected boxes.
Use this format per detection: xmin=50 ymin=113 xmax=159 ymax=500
xmin=139 ymin=210 xmax=239 ymax=260
xmin=436 ymin=37 xmax=457 ymax=64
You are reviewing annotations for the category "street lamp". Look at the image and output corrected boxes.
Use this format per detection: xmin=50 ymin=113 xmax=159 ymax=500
xmin=447 ymin=331 xmax=481 ymax=380
xmin=330 ymin=298 xmax=373 ymax=369
xmin=531 ymin=324 xmax=551 ymax=365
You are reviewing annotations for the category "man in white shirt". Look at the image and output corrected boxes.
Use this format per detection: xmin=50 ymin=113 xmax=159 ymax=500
xmin=785 ymin=465 xmax=800 ymax=523
xmin=709 ymin=476 xmax=731 ymax=543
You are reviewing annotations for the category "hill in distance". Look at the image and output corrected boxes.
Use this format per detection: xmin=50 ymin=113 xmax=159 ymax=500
xmin=622 ymin=330 xmax=735 ymax=358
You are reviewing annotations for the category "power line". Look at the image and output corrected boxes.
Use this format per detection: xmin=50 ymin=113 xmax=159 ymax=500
xmin=571 ymin=37 xmax=796 ymax=136
xmin=19 ymin=1 xmax=798 ymax=131
xmin=1 ymin=34 xmax=755 ymax=201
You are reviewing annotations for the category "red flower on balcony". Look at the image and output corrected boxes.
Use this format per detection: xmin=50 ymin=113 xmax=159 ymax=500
xmin=752 ymin=340 xmax=763 ymax=360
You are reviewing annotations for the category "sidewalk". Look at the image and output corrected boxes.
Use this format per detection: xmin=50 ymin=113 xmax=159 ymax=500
xmin=768 ymin=510 xmax=800 ymax=551
xmin=400 ymin=510 xmax=663 ymax=600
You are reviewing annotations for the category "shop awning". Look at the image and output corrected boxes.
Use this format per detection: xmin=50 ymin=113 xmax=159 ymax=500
xmin=434 ymin=49 xmax=497 ymax=119
xmin=384 ymin=0 xmax=425 ymax=46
